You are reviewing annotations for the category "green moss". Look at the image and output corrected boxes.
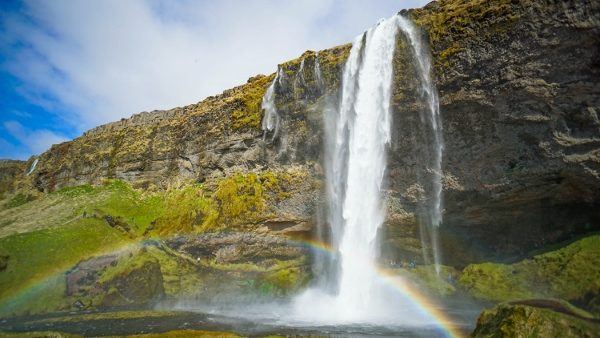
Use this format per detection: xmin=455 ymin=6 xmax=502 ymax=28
xmin=230 ymin=75 xmax=274 ymax=130
xmin=399 ymin=265 xmax=460 ymax=297
xmin=412 ymin=0 xmax=520 ymax=44
xmin=151 ymin=183 xmax=212 ymax=235
xmin=197 ymin=171 xmax=292 ymax=231
xmin=90 ymin=180 xmax=164 ymax=236
xmin=119 ymin=329 xmax=240 ymax=337
xmin=98 ymin=249 xmax=156 ymax=284
xmin=54 ymin=184 xmax=96 ymax=197
xmin=472 ymin=303 xmax=599 ymax=338
xmin=0 ymin=218 xmax=130 ymax=316
xmin=459 ymin=235 xmax=600 ymax=305
xmin=411 ymin=0 xmax=522 ymax=70
xmin=5 ymin=193 xmax=35 ymax=208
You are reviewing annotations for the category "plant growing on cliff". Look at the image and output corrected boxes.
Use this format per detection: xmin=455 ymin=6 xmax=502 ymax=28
xmin=230 ymin=75 xmax=273 ymax=130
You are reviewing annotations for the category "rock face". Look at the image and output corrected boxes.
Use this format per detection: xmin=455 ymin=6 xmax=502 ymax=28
xmin=10 ymin=0 xmax=596 ymax=268
xmin=383 ymin=0 xmax=600 ymax=266
xmin=471 ymin=303 xmax=599 ymax=337
xmin=67 ymin=250 xmax=165 ymax=309
xmin=0 ymin=160 xmax=26 ymax=196
xmin=1 ymin=0 xmax=599 ymax=317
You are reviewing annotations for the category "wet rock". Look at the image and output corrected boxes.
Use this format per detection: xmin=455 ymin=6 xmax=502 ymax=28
xmin=66 ymin=250 xmax=165 ymax=309
xmin=470 ymin=303 xmax=599 ymax=338
xmin=0 ymin=254 xmax=8 ymax=271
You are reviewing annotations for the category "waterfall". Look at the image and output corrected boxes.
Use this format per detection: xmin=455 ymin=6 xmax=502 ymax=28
xmin=296 ymin=15 xmax=406 ymax=323
xmin=27 ymin=158 xmax=39 ymax=175
xmin=398 ymin=17 xmax=444 ymax=274
xmin=294 ymin=14 xmax=443 ymax=324
xmin=261 ymin=67 xmax=284 ymax=140
xmin=314 ymin=52 xmax=324 ymax=89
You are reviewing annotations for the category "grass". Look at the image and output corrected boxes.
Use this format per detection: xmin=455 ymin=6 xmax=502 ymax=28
xmin=5 ymin=193 xmax=35 ymax=209
xmin=0 ymin=218 xmax=130 ymax=315
xmin=0 ymin=172 xmax=303 ymax=315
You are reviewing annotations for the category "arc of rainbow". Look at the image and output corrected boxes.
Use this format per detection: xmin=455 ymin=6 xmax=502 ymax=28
xmin=295 ymin=238 xmax=466 ymax=338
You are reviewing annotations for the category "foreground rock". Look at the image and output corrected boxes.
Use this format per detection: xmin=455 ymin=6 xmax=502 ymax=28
xmin=471 ymin=302 xmax=599 ymax=337
xmin=459 ymin=235 xmax=600 ymax=315
xmin=64 ymin=234 xmax=310 ymax=312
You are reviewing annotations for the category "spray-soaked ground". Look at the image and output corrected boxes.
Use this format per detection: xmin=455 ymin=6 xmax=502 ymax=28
xmin=0 ymin=300 xmax=480 ymax=337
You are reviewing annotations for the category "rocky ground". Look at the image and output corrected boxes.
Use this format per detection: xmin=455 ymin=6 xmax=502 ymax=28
xmin=0 ymin=0 xmax=599 ymax=336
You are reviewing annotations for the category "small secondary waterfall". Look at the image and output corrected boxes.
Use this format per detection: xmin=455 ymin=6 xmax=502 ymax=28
xmin=261 ymin=67 xmax=284 ymax=140
xmin=398 ymin=18 xmax=445 ymax=274
xmin=27 ymin=158 xmax=39 ymax=175
xmin=294 ymin=14 xmax=444 ymax=323
xmin=314 ymin=52 xmax=324 ymax=89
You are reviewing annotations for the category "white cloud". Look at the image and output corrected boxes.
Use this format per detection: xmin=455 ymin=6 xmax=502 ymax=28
xmin=2 ymin=0 xmax=430 ymax=134
xmin=3 ymin=121 xmax=68 ymax=156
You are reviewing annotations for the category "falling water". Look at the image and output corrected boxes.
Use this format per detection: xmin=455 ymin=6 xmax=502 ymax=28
xmin=295 ymin=58 xmax=306 ymax=90
xmin=261 ymin=67 xmax=284 ymax=140
xmin=294 ymin=14 xmax=444 ymax=323
xmin=27 ymin=158 xmax=39 ymax=175
xmin=314 ymin=52 xmax=324 ymax=89
xmin=398 ymin=17 xmax=444 ymax=274
xmin=295 ymin=15 xmax=411 ymax=323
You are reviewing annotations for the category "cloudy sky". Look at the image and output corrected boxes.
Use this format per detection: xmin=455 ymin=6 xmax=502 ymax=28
xmin=0 ymin=0 xmax=429 ymax=160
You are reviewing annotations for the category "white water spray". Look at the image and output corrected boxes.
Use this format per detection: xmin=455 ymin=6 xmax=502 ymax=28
xmin=295 ymin=15 xmax=414 ymax=324
xmin=294 ymin=14 xmax=444 ymax=323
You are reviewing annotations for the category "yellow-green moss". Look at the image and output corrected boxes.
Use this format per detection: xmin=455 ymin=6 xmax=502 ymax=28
xmin=472 ymin=303 xmax=599 ymax=338
xmin=412 ymin=0 xmax=521 ymax=44
xmin=459 ymin=235 xmax=600 ymax=304
xmin=120 ymin=329 xmax=240 ymax=338
xmin=5 ymin=193 xmax=35 ymax=208
xmin=230 ymin=75 xmax=274 ymax=130
xmin=0 ymin=218 xmax=130 ymax=316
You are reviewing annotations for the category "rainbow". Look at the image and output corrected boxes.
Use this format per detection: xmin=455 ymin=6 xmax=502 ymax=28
xmin=294 ymin=238 xmax=467 ymax=338
xmin=0 ymin=241 xmax=141 ymax=315
xmin=2 ymin=235 xmax=467 ymax=337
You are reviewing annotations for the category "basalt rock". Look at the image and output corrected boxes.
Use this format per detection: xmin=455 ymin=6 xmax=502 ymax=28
xmin=3 ymin=0 xmax=599 ymax=272
xmin=470 ymin=303 xmax=599 ymax=337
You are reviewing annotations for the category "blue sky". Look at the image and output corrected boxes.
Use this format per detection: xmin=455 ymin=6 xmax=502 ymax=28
xmin=0 ymin=0 xmax=429 ymax=160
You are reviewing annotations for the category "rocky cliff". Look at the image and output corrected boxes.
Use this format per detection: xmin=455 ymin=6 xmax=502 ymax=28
xmin=0 ymin=0 xmax=599 ymax=327
xmin=8 ymin=0 xmax=597 ymax=267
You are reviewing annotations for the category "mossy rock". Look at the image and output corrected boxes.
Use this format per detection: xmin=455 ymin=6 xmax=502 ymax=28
xmin=96 ymin=249 xmax=165 ymax=308
xmin=459 ymin=235 xmax=600 ymax=314
xmin=470 ymin=303 xmax=599 ymax=338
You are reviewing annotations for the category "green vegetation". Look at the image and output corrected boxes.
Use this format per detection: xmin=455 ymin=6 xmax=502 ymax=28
xmin=411 ymin=0 xmax=522 ymax=69
xmin=5 ymin=193 xmax=35 ymax=209
xmin=120 ymin=329 xmax=240 ymax=338
xmin=412 ymin=0 xmax=521 ymax=44
xmin=459 ymin=235 xmax=600 ymax=309
xmin=230 ymin=75 xmax=273 ymax=130
xmin=0 ymin=172 xmax=300 ymax=315
xmin=471 ymin=303 xmax=599 ymax=338
xmin=54 ymin=184 xmax=96 ymax=197
xmin=0 ymin=218 xmax=129 ymax=315
xmin=399 ymin=265 xmax=460 ymax=297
